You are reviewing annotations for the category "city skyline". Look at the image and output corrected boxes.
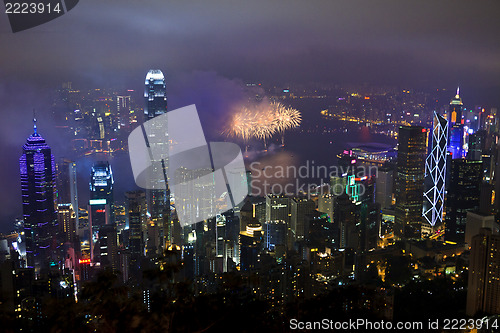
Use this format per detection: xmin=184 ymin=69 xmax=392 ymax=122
xmin=1 ymin=1 xmax=500 ymax=329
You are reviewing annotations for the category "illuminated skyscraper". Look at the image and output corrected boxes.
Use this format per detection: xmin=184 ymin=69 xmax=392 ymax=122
xmin=144 ymin=69 xmax=167 ymax=120
xmin=448 ymin=88 xmax=465 ymax=159
xmin=144 ymin=70 xmax=170 ymax=254
xmin=20 ymin=119 xmax=58 ymax=272
xmin=423 ymin=112 xmax=448 ymax=227
xmin=394 ymin=126 xmax=427 ymax=239
xmin=88 ymin=161 xmax=114 ymax=262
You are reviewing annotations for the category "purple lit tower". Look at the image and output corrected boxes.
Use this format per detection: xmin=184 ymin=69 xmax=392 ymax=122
xmin=20 ymin=118 xmax=58 ymax=273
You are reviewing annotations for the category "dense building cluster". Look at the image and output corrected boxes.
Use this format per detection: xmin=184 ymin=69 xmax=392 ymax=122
xmin=1 ymin=71 xmax=500 ymax=331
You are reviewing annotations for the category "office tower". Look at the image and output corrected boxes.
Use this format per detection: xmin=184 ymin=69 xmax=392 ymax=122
xmin=465 ymin=212 xmax=499 ymax=246
xmin=88 ymin=161 xmax=114 ymax=262
xmin=318 ymin=194 xmax=335 ymax=222
xmin=144 ymin=69 xmax=170 ymax=254
xmin=144 ymin=69 xmax=167 ymax=120
xmin=265 ymin=194 xmax=290 ymax=222
xmin=448 ymin=88 xmax=465 ymax=159
xmin=334 ymin=193 xmax=358 ymax=249
xmin=215 ymin=214 xmax=226 ymax=258
xmin=423 ymin=112 xmax=448 ymax=227
xmin=20 ymin=119 xmax=58 ymax=272
xmin=116 ymin=95 xmax=131 ymax=128
xmin=306 ymin=212 xmax=335 ymax=251
xmin=57 ymin=203 xmax=76 ymax=244
xmin=394 ymin=126 xmax=426 ymax=240
xmin=290 ymin=198 xmax=315 ymax=243
xmin=239 ymin=224 xmax=263 ymax=272
xmin=445 ymin=159 xmax=482 ymax=242
xmin=264 ymin=220 xmax=287 ymax=251
xmin=375 ymin=165 xmax=394 ymax=209
xmin=468 ymin=130 xmax=485 ymax=161
xmin=56 ymin=159 xmax=79 ymax=238
xmin=248 ymin=196 xmax=266 ymax=224
xmin=126 ymin=191 xmax=147 ymax=259
xmin=98 ymin=224 xmax=119 ymax=272
xmin=266 ymin=194 xmax=291 ymax=248
xmin=467 ymin=228 xmax=500 ymax=316
xmin=358 ymin=176 xmax=380 ymax=252
xmin=330 ymin=176 xmax=347 ymax=196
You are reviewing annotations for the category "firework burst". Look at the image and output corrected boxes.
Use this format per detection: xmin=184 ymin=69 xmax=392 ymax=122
xmin=271 ymin=102 xmax=302 ymax=145
xmin=224 ymin=102 xmax=301 ymax=148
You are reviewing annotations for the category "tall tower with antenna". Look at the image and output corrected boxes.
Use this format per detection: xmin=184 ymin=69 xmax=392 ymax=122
xmin=20 ymin=117 xmax=58 ymax=273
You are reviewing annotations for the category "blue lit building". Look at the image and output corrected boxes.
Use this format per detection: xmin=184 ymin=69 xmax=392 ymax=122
xmin=19 ymin=119 xmax=58 ymax=273
xmin=448 ymin=88 xmax=465 ymax=159
xmin=423 ymin=112 xmax=448 ymax=227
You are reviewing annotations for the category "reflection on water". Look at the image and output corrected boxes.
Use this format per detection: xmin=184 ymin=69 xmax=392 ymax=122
xmin=243 ymin=128 xmax=395 ymax=197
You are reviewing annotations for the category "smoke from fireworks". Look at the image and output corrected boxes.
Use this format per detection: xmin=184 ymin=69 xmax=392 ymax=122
xmin=224 ymin=101 xmax=301 ymax=148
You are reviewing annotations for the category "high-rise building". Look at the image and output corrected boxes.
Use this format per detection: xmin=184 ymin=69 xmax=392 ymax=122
xmin=20 ymin=119 xmax=58 ymax=272
xmin=334 ymin=193 xmax=358 ymax=249
xmin=423 ymin=112 xmax=448 ymax=227
xmin=125 ymin=191 xmax=147 ymax=258
xmin=468 ymin=130 xmax=486 ymax=161
xmin=116 ymin=95 xmax=131 ymax=128
xmin=265 ymin=194 xmax=290 ymax=223
xmin=264 ymin=220 xmax=287 ymax=251
xmin=448 ymin=88 xmax=465 ymax=159
xmin=375 ymin=165 xmax=394 ymax=209
xmin=144 ymin=69 xmax=167 ymax=120
xmin=465 ymin=212 xmax=498 ymax=246
xmin=57 ymin=203 xmax=76 ymax=244
xmin=445 ymin=159 xmax=482 ymax=242
xmin=467 ymin=228 xmax=500 ymax=316
xmin=290 ymin=198 xmax=315 ymax=243
xmin=56 ymin=159 xmax=79 ymax=239
xmin=88 ymin=161 xmax=114 ymax=262
xmin=318 ymin=194 xmax=335 ymax=222
xmin=144 ymin=69 xmax=170 ymax=254
xmin=265 ymin=194 xmax=291 ymax=248
xmin=394 ymin=126 xmax=426 ymax=240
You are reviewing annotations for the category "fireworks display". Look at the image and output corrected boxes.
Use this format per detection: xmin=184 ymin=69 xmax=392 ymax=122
xmin=224 ymin=101 xmax=302 ymax=147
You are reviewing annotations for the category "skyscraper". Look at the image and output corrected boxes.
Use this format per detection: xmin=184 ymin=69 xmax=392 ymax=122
xmin=290 ymin=198 xmax=315 ymax=243
xmin=467 ymin=228 xmax=500 ymax=316
xmin=448 ymin=88 xmax=465 ymax=159
xmin=144 ymin=69 xmax=170 ymax=254
xmin=88 ymin=161 xmax=114 ymax=262
xmin=394 ymin=126 xmax=427 ymax=240
xmin=56 ymin=159 xmax=79 ymax=241
xmin=423 ymin=112 xmax=448 ymax=227
xmin=375 ymin=165 xmax=394 ymax=209
xmin=144 ymin=70 xmax=167 ymax=120
xmin=445 ymin=159 xmax=482 ymax=242
xmin=20 ymin=119 xmax=58 ymax=272
xmin=125 ymin=191 xmax=147 ymax=258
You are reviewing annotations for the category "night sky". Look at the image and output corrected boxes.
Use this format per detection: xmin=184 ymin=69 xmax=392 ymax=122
xmin=0 ymin=0 xmax=499 ymax=232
